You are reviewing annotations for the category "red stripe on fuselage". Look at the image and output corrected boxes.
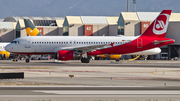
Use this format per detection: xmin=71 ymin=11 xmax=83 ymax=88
xmin=87 ymin=36 xmax=174 ymax=56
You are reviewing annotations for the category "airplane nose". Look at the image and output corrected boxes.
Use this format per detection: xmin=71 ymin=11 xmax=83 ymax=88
xmin=5 ymin=44 xmax=11 ymax=52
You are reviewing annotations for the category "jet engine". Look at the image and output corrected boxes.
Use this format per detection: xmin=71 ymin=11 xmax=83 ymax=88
xmin=57 ymin=50 xmax=74 ymax=61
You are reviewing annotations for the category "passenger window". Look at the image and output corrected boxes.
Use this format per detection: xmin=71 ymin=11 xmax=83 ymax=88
xmin=32 ymin=42 xmax=34 ymax=44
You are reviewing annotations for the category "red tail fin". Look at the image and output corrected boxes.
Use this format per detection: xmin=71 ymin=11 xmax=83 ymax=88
xmin=141 ymin=10 xmax=171 ymax=38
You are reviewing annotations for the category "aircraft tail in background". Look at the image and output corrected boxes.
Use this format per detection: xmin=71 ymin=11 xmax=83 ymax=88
xmin=24 ymin=19 xmax=42 ymax=36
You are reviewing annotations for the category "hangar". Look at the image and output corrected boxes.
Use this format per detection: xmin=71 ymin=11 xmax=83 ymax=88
xmin=2 ymin=16 xmax=64 ymax=41
xmin=63 ymin=16 xmax=118 ymax=36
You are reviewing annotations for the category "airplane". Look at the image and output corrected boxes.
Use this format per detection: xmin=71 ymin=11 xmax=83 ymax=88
xmin=5 ymin=10 xmax=174 ymax=63
xmin=26 ymin=19 xmax=161 ymax=61
xmin=0 ymin=43 xmax=10 ymax=60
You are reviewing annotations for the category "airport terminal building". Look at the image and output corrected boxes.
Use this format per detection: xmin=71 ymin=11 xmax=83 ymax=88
xmin=1 ymin=12 xmax=180 ymax=59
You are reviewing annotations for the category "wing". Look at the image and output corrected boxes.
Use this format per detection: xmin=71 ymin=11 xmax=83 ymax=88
xmin=53 ymin=44 xmax=110 ymax=54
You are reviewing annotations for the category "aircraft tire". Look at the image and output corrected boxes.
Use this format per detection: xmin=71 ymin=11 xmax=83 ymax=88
xmin=81 ymin=58 xmax=85 ymax=63
xmin=84 ymin=58 xmax=89 ymax=63
xmin=26 ymin=58 xmax=30 ymax=63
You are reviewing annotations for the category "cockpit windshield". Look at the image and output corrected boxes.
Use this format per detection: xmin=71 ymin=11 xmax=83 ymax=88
xmin=11 ymin=41 xmax=20 ymax=44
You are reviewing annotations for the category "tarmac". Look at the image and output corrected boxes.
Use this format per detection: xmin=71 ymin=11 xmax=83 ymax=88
xmin=0 ymin=60 xmax=180 ymax=101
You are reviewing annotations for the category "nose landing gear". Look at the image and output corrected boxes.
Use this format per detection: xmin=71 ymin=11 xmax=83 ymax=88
xmin=25 ymin=58 xmax=30 ymax=63
xmin=25 ymin=55 xmax=30 ymax=63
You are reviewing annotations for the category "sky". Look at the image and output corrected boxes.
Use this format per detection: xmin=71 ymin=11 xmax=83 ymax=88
xmin=0 ymin=0 xmax=179 ymax=19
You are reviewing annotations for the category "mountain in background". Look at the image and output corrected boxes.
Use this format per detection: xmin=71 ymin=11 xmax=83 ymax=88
xmin=0 ymin=0 xmax=179 ymax=19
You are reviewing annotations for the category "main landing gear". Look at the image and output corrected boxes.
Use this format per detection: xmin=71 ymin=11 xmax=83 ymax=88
xmin=80 ymin=53 xmax=90 ymax=63
xmin=81 ymin=58 xmax=90 ymax=63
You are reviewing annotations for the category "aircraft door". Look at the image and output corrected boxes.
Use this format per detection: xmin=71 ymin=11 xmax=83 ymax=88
xmin=137 ymin=38 xmax=142 ymax=48
xmin=25 ymin=38 xmax=31 ymax=48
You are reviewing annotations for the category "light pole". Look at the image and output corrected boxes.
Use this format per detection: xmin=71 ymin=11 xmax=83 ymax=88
xmin=133 ymin=0 xmax=137 ymax=12
xmin=127 ymin=0 xmax=129 ymax=12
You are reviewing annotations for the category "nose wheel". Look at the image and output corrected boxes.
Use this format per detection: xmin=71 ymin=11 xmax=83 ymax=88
xmin=25 ymin=58 xmax=30 ymax=63
xmin=25 ymin=55 xmax=31 ymax=63
xmin=81 ymin=58 xmax=89 ymax=63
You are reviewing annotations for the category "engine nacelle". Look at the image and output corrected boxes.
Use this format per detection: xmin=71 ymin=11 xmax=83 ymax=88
xmin=57 ymin=50 xmax=74 ymax=61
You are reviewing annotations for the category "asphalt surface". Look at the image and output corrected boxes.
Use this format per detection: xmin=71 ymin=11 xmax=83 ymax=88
xmin=0 ymin=60 xmax=180 ymax=101
xmin=0 ymin=86 xmax=180 ymax=101
xmin=0 ymin=60 xmax=180 ymax=68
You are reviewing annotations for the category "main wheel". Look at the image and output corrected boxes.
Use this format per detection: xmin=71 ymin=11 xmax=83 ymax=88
xmin=26 ymin=58 xmax=30 ymax=63
xmin=84 ymin=58 xmax=89 ymax=63
xmin=81 ymin=58 xmax=85 ymax=63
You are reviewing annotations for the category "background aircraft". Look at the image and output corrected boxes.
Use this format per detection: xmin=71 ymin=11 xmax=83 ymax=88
xmin=0 ymin=43 xmax=10 ymax=60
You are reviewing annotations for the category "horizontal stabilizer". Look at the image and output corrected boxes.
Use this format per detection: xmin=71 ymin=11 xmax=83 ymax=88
xmin=152 ymin=40 xmax=175 ymax=44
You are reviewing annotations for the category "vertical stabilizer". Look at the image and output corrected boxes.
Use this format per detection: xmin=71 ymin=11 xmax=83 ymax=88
xmin=141 ymin=10 xmax=171 ymax=38
xmin=24 ymin=19 xmax=42 ymax=36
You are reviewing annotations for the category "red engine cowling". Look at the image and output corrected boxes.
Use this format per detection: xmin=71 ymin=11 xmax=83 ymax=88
xmin=57 ymin=50 xmax=74 ymax=61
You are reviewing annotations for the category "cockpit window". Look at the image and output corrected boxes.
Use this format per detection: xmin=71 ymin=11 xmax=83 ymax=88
xmin=11 ymin=41 xmax=20 ymax=44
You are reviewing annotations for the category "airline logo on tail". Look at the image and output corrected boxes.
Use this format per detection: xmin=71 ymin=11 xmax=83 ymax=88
xmin=153 ymin=14 xmax=170 ymax=35
xmin=24 ymin=19 xmax=42 ymax=36
xmin=26 ymin=27 xmax=40 ymax=36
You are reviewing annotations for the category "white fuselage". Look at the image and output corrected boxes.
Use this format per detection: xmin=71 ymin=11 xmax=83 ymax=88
xmin=5 ymin=36 xmax=161 ymax=55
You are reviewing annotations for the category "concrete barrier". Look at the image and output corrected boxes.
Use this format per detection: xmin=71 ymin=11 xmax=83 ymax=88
xmin=0 ymin=72 xmax=24 ymax=79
